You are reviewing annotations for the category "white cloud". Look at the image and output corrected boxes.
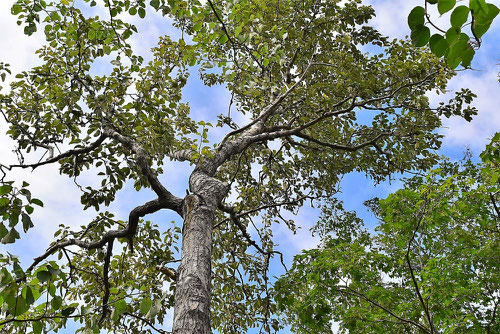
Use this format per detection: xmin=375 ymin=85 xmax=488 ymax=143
xmin=437 ymin=70 xmax=500 ymax=150
xmin=0 ymin=1 xmax=45 ymax=89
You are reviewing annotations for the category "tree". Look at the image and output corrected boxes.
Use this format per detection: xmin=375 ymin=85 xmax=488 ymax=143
xmin=0 ymin=0 xmax=477 ymax=333
xmin=407 ymin=0 xmax=499 ymax=68
xmin=276 ymin=135 xmax=500 ymax=333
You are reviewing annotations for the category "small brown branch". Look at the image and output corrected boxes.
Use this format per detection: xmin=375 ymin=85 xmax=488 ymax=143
xmin=124 ymin=312 xmax=171 ymax=334
xmin=406 ymin=208 xmax=435 ymax=333
xmin=218 ymin=204 xmax=287 ymax=270
xmin=6 ymin=134 xmax=107 ymax=170
xmin=340 ymin=287 xmax=431 ymax=333
xmin=489 ymin=193 xmax=500 ymax=219
xmin=0 ymin=314 xmax=82 ymax=327
xmin=206 ymin=0 xmax=264 ymax=71
xmin=294 ymin=132 xmax=388 ymax=152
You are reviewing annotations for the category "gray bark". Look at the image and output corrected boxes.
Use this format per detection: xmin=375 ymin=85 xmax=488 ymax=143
xmin=172 ymin=171 xmax=227 ymax=334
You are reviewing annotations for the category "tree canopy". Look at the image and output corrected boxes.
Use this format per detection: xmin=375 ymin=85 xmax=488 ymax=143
xmin=276 ymin=135 xmax=500 ymax=333
xmin=0 ymin=0 xmax=479 ymax=333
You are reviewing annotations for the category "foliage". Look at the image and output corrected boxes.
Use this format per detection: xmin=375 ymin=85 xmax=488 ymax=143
xmin=276 ymin=137 xmax=500 ymax=333
xmin=408 ymin=0 xmax=499 ymax=68
xmin=0 ymin=0 xmax=477 ymax=332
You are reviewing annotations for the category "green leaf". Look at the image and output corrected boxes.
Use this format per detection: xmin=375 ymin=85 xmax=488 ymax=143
xmin=25 ymin=205 xmax=34 ymax=214
xmin=429 ymin=34 xmax=449 ymax=57
xmin=470 ymin=0 xmax=489 ymax=15
xmin=447 ymin=54 xmax=462 ymax=68
xmin=410 ymin=26 xmax=431 ymax=47
xmin=450 ymin=6 xmax=470 ymax=28
xmin=193 ymin=22 xmax=202 ymax=31
xmin=0 ymin=184 xmax=12 ymax=196
xmin=81 ymin=306 xmax=92 ymax=315
xmin=61 ymin=306 xmax=76 ymax=316
xmin=438 ymin=0 xmax=456 ymax=14
xmin=140 ymin=297 xmax=152 ymax=315
xmin=445 ymin=26 xmax=460 ymax=44
xmin=115 ymin=299 xmax=127 ymax=315
xmin=150 ymin=0 xmax=160 ymax=9
xmin=47 ymin=264 xmax=60 ymax=276
xmin=11 ymin=4 xmax=22 ymax=15
xmin=0 ymin=223 xmax=8 ymax=240
xmin=32 ymin=321 xmax=43 ymax=334
xmin=11 ymin=296 xmax=28 ymax=316
xmin=31 ymin=198 xmax=44 ymax=207
xmin=14 ymin=261 xmax=24 ymax=279
xmin=408 ymin=6 xmax=425 ymax=29
xmin=21 ymin=213 xmax=34 ymax=232
xmin=36 ymin=270 xmax=52 ymax=283
xmin=51 ymin=295 xmax=63 ymax=310
xmin=461 ymin=48 xmax=475 ymax=67
xmin=473 ymin=4 xmax=499 ymax=38
xmin=1 ymin=228 xmax=20 ymax=244
xmin=219 ymin=33 xmax=229 ymax=44
xmin=138 ymin=8 xmax=146 ymax=18
xmin=24 ymin=286 xmax=35 ymax=305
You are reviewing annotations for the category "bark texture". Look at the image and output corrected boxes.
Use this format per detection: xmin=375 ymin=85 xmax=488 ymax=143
xmin=172 ymin=171 xmax=227 ymax=334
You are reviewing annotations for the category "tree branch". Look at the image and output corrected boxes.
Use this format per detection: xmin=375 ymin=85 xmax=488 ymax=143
xmin=218 ymin=54 xmax=316 ymax=149
xmin=293 ymin=132 xmax=388 ymax=152
xmin=124 ymin=312 xmax=171 ymax=334
xmin=406 ymin=205 xmax=435 ymax=333
xmin=99 ymin=239 xmax=114 ymax=324
xmin=19 ymin=198 xmax=167 ymax=281
xmin=166 ymin=149 xmax=194 ymax=162
xmin=218 ymin=204 xmax=287 ymax=270
xmin=5 ymin=134 xmax=107 ymax=170
xmin=340 ymin=287 xmax=431 ymax=333
xmin=103 ymin=127 xmax=183 ymax=215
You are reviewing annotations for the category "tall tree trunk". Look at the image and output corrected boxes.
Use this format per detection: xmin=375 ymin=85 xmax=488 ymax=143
xmin=172 ymin=171 xmax=227 ymax=334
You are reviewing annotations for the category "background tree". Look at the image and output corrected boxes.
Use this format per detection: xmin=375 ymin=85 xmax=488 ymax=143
xmin=407 ymin=0 xmax=499 ymax=68
xmin=0 ymin=0 xmax=477 ymax=333
xmin=276 ymin=135 xmax=500 ymax=333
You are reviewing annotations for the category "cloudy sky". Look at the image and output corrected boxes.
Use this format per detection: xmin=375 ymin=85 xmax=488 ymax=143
xmin=0 ymin=0 xmax=499 ymax=333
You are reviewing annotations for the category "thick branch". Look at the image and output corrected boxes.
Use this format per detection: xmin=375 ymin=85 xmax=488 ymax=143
xmin=20 ymin=198 xmax=166 ymax=280
xmin=167 ymin=149 xmax=194 ymax=162
xmin=218 ymin=55 xmax=316 ymax=149
xmin=103 ymin=128 xmax=183 ymax=215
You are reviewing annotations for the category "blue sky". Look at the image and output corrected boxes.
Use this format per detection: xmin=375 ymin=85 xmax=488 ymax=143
xmin=0 ymin=0 xmax=499 ymax=333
